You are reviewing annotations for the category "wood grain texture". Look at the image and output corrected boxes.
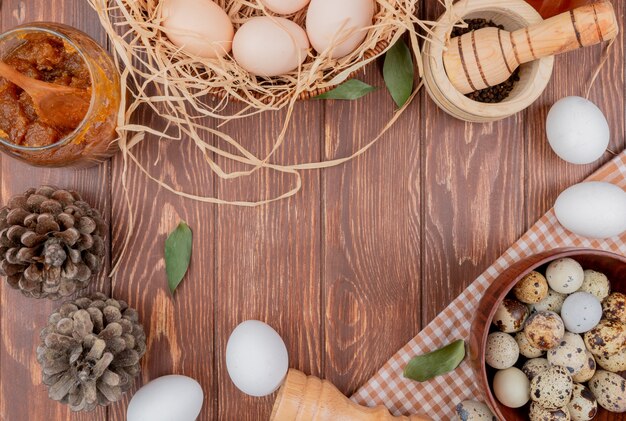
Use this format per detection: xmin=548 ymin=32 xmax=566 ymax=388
xmin=0 ymin=0 xmax=625 ymax=420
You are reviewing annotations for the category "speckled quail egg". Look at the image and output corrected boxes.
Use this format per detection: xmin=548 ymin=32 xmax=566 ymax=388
xmin=455 ymin=400 xmax=496 ymax=421
xmin=567 ymin=383 xmax=597 ymax=421
xmin=548 ymin=333 xmax=587 ymax=375
xmin=588 ymin=370 xmax=626 ymax=413
xmin=571 ymin=351 xmax=597 ymax=383
xmin=515 ymin=271 xmax=550 ymax=304
xmin=529 ymin=402 xmax=571 ymax=421
xmin=561 ymin=292 xmax=603 ymax=334
xmin=602 ymin=292 xmax=626 ymax=324
xmin=492 ymin=298 xmax=530 ymax=333
xmin=523 ymin=358 xmax=550 ymax=381
xmin=596 ymin=347 xmax=626 ymax=372
xmin=534 ymin=289 xmax=567 ymax=314
xmin=546 ymin=258 xmax=584 ymax=294
xmin=493 ymin=367 xmax=530 ymax=408
xmin=580 ymin=270 xmax=611 ymax=301
xmin=517 ymin=331 xmax=545 ymax=358
xmin=525 ymin=311 xmax=565 ymax=350
xmin=530 ymin=366 xmax=573 ymax=409
xmin=486 ymin=332 xmax=519 ymax=369
xmin=584 ymin=319 xmax=626 ymax=358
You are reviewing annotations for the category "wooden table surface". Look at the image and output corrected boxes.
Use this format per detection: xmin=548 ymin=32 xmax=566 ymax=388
xmin=0 ymin=1 xmax=624 ymax=420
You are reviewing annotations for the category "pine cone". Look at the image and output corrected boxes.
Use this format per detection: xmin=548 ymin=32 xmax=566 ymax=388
xmin=0 ymin=186 xmax=106 ymax=299
xmin=37 ymin=293 xmax=147 ymax=411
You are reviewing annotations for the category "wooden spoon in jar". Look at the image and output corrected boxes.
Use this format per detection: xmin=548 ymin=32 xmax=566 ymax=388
xmin=0 ymin=61 xmax=91 ymax=130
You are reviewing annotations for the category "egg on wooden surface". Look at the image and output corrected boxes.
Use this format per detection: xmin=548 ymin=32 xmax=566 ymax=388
xmin=524 ymin=311 xmax=565 ymax=351
xmin=602 ymin=292 xmax=626 ymax=324
xmin=533 ymin=289 xmax=567 ymax=314
xmin=493 ymin=367 xmax=530 ymax=408
xmin=530 ymin=365 xmax=573 ymax=409
xmin=554 ymin=181 xmax=626 ymax=239
xmin=561 ymin=292 xmax=603 ymax=334
xmin=567 ymin=383 xmax=597 ymax=421
xmin=522 ymin=358 xmax=550 ymax=381
xmin=161 ymin=0 xmax=234 ymax=58
xmin=545 ymin=258 xmax=584 ymax=294
xmin=580 ymin=269 xmax=611 ymax=301
xmin=306 ymin=0 xmax=375 ymax=59
xmin=516 ymin=332 xmax=545 ymax=359
xmin=514 ymin=271 xmax=549 ymax=304
xmin=571 ymin=351 xmax=596 ymax=383
xmin=547 ymin=332 xmax=587 ymax=375
xmin=529 ymin=402 xmax=571 ymax=421
xmin=486 ymin=332 xmax=519 ymax=370
xmin=596 ymin=347 xmax=626 ymax=373
xmin=492 ymin=298 xmax=529 ymax=333
xmin=232 ymin=16 xmax=309 ymax=77
xmin=226 ymin=320 xmax=289 ymax=397
xmin=126 ymin=375 xmax=204 ymax=421
xmin=584 ymin=319 xmax=626 ymax=358
xmin=455 ymin=400 xmax=496 ymax=421
xmin=261 ymin=0 xmax=310 ymax=14
xmin=546 ymin=96 xmax=610 ymax=164
xmin=588 ymin=370 xmax=626 ymax=412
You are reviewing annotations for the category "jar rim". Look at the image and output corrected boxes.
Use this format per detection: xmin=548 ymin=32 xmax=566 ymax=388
xmin=0 ymin=23 xmax=97 ymax=152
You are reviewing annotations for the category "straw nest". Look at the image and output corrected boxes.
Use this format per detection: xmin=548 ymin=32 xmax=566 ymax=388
xmin=87 ymin=0 xmax=429 ymax=206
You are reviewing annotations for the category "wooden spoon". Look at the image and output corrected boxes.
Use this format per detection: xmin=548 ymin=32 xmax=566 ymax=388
xmin=0 ymin=61 xmax=91 ymax=130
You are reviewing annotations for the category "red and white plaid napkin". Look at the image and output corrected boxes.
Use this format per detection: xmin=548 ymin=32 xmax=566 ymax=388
xmin=351 ymin=151 xmax=626 ymax=420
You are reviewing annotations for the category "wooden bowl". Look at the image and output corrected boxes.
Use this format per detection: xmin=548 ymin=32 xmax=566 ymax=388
xmin=470 ymin=248 xmax=626 ymax=420
xmin=422 ymin=0 xmax=554 ymax=122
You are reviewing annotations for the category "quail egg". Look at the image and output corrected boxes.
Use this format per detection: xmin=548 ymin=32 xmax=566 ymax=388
xmin=584 ymin=319 xmax=626 ymax=358
xmin=548 ymin=333 xmax=587 ymax=375
xmin=515 ymin=271 xmax=549 ymax=304
xmin=580 ymin=270 xmax=610 ymax=301
xmin=455 ymin=400 xmax=496 ymax=421
xmin=492 ymin=298 xmax=530 ymax=333
xmin=516 ymin=331 xmax=545 ymax=358
xmin=493 ymin=367 xmax=530 ymax=408
xmin=571 ymin=351 xmax=597 ymax=383
xmin=530 ymin=366 xmax=573 ymax=409
xmin=529 ymin=402 xmax=571 ymax=421
xmin=567 ymin=383 xmax=597 ymax=421
xmin=534 ymin=289 xmax=567 ymax=314
xmin=546 ymin=258 xmax=584 ymax=294
xmin=588 ymin=370 xmax=626 ymax=412
xmin=486 ymin=332 xmax=519 ymax=369
xmin=602 ymin=292 xmax=626 ymax=324
xmin=523 ymin=358 xmax=550 ymax=381
xmin=596 ymin=347 xmax=626 ymax=372
xmin=525 ymin=311 xmax=565 ymax=350
xmin=561 ymin=292 xmax=603 ymax=334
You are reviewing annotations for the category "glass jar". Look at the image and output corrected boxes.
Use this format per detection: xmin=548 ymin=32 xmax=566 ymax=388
xmin=525 ymin=0 xmax=596 ymax=18
xmin=0 ymin=23 xmax=121 ymax=168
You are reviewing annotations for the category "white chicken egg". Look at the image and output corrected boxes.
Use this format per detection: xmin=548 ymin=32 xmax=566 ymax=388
xmin=161 ymin=0 xmax=234 ymax=59
xmin=545 ymin=258 xmax=584 ymax=294
xmin=232 ymin=17 xmax=309 ymax=77
xmin=127 ymin=375 xmax=204 ymax=421
xmin=261 ymin=0 xmax=310 ymax=14
xmin=493 ymin=367 xmax=530 ymax=408
xmin=546 ymin=96 xmax=609 ymax=164
xmin=554 ymin=181 xmax=626 ymax=239
xmin=306 ymin=0 xmax=374 ymax=59
xmin=561 ymin=292 xmax=603 ymax=333
xmin=226 ymin=320 xmax=289 ymax=397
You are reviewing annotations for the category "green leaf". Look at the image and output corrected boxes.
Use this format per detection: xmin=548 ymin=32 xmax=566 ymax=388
xmin=383 ymin=39 xmax=414 ymax=108
xmin=165 ymin=221 xmax=192 ymax=295
xmin=403 ymin=339 xmax=466 ymax=382
xmin=314 ymin=79 xmax=377 ymax=100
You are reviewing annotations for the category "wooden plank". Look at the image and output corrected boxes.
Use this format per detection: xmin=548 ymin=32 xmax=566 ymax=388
xmin=214 ymin=102 xmax=324 ymax=420
xmin=0 ymin=1 xmax=110 ymax=420
xmin=321 ymin=67 xmax=422 ymax=394
xmin=420 ymin=1 xmax=527 ymax=325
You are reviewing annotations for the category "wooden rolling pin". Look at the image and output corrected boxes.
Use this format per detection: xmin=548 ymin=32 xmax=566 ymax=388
xmin=443 ymin=1 xmax=619 ymax=94
xmin=270 ymin=370 xmax=431 ymax=421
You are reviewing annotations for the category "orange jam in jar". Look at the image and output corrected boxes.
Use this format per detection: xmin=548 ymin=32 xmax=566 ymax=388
xmin=0 ymin=23 xmax=121 ymax=167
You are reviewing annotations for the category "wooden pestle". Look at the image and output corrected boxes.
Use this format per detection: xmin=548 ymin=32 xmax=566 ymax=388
xmin=270 ymin=369 xmax=431 ymax=421
xmin=443 ymin=1 xmax=619 ymax=94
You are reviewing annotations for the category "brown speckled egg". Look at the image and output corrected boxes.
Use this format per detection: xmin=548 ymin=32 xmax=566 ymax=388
xmin=596 ymin=347 xmax=626 ymax=373
xmin=523 ymin=358 xmax=550 ymax=381
xmin=455 ymin=400 xmax=496 ymax=421
xmin=548 ymin=333 xmax=587 ymax=375
xmin=525 ymin=311 xmax=565 ymax=351
xmin=584 ymin=319 xmax=626 ymax=358
xmin=602 ymin=292 xmax=626 ymax=324
xmin=493 ymin=298 xmax=530 ymax=333
xmin=515 ymin=271 xmax=549 ymax=304
xmin=580 ymin=270 xmax=611 ymax=301
xmin=516 ymin=331 xmax=545 ymax=358
xmin=572 ymin=351 xmax=597 ymax=383
xmin=534 ymin=289 xmax=567 ymax=314
xmin=588 ymin=370 xmax=626 ymax=413
xmin=530 ymin=366 xmax=573 ymax=409
xmin=567 ymin=383 xmax=597 ymax=421
xmin=529 ymin=402 xmax=571 ymax=420
xmin=486 ymin=332 xmax=519 ymax=369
